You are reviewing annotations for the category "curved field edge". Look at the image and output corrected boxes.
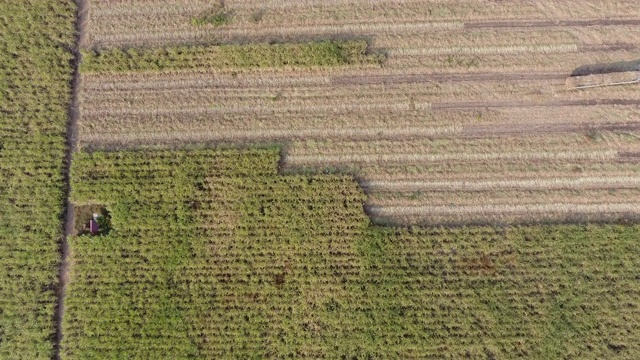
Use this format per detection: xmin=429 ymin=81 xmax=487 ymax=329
xmin=62 ymin=148 xmax=640 ymax=359
xmin=0 ymin=1 xmax=76 ymax=358
xmin=79 ymin=40 xmax=383 ymax=73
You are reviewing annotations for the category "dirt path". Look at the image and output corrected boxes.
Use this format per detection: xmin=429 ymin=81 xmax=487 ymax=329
xmin=464 ymin=18 xmax=640 ymax=29
xmin=331 ymin=72 xmax=567 ymax=86
xmin=431 ymin=98 xmax=640 ymax=110
xmin=462 ymin=121 xmax=640 ymax=137
xmin=54 ymin=1 xmax=86 ymax=359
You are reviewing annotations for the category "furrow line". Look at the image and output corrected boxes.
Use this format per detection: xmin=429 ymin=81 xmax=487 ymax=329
xmin=362 ymin=176 xmax=640 ymax=192
xmin=80 ymin=126 xmax=461 ymax=146
xmin=285 ymin=150 xmax=619 ymax=165
xmin=369 ymin=202 xmax=640 ymax=217
xmin=465 ymin=18 xmax=640 ymax=29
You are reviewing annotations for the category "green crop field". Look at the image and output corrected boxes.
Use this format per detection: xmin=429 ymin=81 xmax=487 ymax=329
xmin=0 ymin=1 xmax=76 ymax=358
xmin=80 ymin=40 xmax=382 ymax=73
xmin=2 ymin=1 xmax=640 ymax=359
xmin=63 ymin=149 xmax=640 ymax=359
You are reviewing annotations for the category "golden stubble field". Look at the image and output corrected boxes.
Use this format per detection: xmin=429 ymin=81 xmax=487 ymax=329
xmin=78 ymin=0 xmax=640 ymax=225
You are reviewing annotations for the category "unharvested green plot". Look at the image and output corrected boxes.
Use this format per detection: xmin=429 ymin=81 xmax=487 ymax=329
xmin=80 ymin=40 xmax=382 ymax=73
xmin=0 ymin=1 xmax=76 ymax=358
xmin=64 ymin=149 xmax=640 ymax=359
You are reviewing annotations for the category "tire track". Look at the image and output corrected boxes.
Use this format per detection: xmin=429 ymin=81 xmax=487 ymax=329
xmin=464 ymin=18 xmax=640 ymax=29
xmin=331 ymin=72 xmax=567 ymax=86
xmin=432 ymin=98 xmax=640 ymax=110
xmin=462 ymin=121 xmax=640 ymax=137
xmin=368 ymin=202 xmax=640 ymax=217
xmin=86 ymin=16 xmax=640 ymax=48
xmin=362 ymin=176 xmax=640 ymax=192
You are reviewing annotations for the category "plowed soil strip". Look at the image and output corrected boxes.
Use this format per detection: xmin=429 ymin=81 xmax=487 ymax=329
xmin=286 ymin=150 xmax=618 ymax=165
xmin=331 ymin=72 xmax=567 ymax=86
xmin=432 ymin=98 xmax=640 ymax=110
xmin=370 ymin=210 xmax=640 ymax=226
xmin=580 ymin=44 xmax=639 ymax=52
xmin=81 ymin=125 xmax=460 ymax=145
xmin=369 ymin=202 xmax=640 ymax=216
xmin=619 ymin=151 xmax=640 ymax=159
xmin=462 ymin=121 xmax=640 ymax=137
xmin=362 ymin=176 xmax=640 ymax=192
xmin=465 ymin=18 xmax=640 ymax=29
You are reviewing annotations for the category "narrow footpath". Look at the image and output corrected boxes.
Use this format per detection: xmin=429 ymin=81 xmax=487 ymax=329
xmin=54 ymin=1 xmax=87 ymax=359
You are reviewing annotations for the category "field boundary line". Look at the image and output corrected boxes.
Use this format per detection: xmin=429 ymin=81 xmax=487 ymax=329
xmin=81 ymin=102 xmax=412 ymax=116
xmin=81 ymin=125 xmax=461 ymax=144
xmin=55 ymin=1 xmax=86 ymax=359
xmin=286 ymin=150 xmax=618 ymax=165
xmin=432 ymin=98 xmax=640 ymax=109
xmin=369 ymin=202 xmax=640 ymax=216
xmin=88 ymin=21 xmax=464 ymax=46
xmin=331 ymin=72 xmax=568 ymax=86
xmin=462 ymin=121 xmax=640 ymax=137
xmin=389 ymin=44 xmax=578 ymax=56
xmin=362 ymin=176 xmax=640 ymax=192
xmin=464 ymin=18 xmax=640 ymax=29
xmin=571 ymin=78 xmax=640 ymax=90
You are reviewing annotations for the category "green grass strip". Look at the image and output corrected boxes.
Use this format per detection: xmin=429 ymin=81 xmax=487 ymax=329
xmin=0 ymin=1 xmax=76 ymax=358
xmin=80 ymin=40 xmax=383 ymax=73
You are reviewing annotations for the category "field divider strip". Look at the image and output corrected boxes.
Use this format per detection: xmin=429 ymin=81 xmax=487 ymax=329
xmin=388 ymin=44 xmax=578 ymax=56
xmin=56 ymin=1 xmax=86 ymax=359
xmin=81 ymin=126 xmax=461 ymax=145
xmin=82 ymin=75 xmax=332 ymax=91
xmin=82 ymin=98 xmax=640 ymax=118
xmin=286 ymin=150 xmax=618 ymax=165
xmin=81 ymin=102 xmax=412 ymax=116
xmin=461 ymin=121 xmax=640 ymax=137
xmin=369 ymin=202 xmax=640 ymax=216
xmin=432 ymin=99 xmax=640 ymax=110
xmin=89 ymin=21 xmax=465 ymax=45
xmin=464 ymin=18 xmax=640 ymax=29
xmin=87 ymin=18 xmax=640 ymax=48
xmin=331 ymin=71 xmax=568 ymax=86
xmin=84 ymin=71 xmax=567 ymax=90
xmin=362 ymin=176 xmax=640 ymax=192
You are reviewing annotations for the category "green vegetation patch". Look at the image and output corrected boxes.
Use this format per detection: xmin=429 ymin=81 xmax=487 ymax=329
xmin=0 ymin=1 xmax=76 ymax=358
xmin=191 ymin=2 xmax=233 ymax=27
xmin=80 ymin=40 xmax=383 ymax=73
xmin=63 ymin=149 xmax=640 ymax=359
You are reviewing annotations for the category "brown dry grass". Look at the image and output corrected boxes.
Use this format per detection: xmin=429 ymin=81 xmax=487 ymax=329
xmin=369 ymin=202 xmax=640 ymax=226
xmin=363 ymin=176 xmax=640 ymax=192
xmin=354 ymin=158 xmax=640 ymax=182
xmin=286 ymin=134 xmax=640 ymax=156
xmin=285 ymin=150 xmax=620 ymax=165
xmin=85 ymin=0 xmax=640 ymax=48
xmin=79 ymin=0 xmax=640 ymax=225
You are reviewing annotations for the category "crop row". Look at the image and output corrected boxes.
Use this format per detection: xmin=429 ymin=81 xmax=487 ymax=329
xmin=80 ymin=40 xmax=382 ymax=73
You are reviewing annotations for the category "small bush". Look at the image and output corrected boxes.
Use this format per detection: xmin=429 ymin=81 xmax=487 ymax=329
xmin=250 ymin=9 xmax=266 ymax=23
xmin=192 ymin=3 xmax=233 ymax=27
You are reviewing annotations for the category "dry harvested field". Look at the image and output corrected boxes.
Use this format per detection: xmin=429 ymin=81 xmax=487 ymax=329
xmin=78 ymin=0 xmax=640 ymax=225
